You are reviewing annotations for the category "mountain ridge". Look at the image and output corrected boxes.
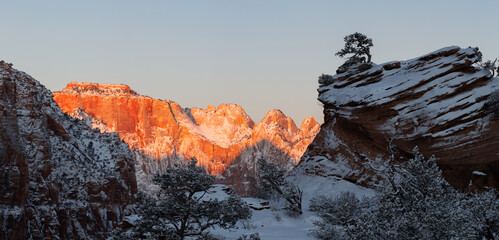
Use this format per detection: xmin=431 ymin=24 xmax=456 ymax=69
xmin=53 ymin=82 xmax=320 ymax=195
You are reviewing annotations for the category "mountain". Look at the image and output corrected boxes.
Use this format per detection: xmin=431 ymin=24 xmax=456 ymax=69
xmin=0 ymin=61 xmax=137 ymax=239
xmin=53 ymin=83 xmax=320 ymax=195
xmin=292 ymin=46 xmax=499 ymax=190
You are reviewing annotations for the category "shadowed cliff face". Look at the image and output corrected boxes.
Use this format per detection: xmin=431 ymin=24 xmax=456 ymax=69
xmin=293 ymin=46 xmax=499 ymax=190
xmin=0 ymin=62 xmax=137 ymax=240
xmin=53 ymin=83 xmax=320 ymax=194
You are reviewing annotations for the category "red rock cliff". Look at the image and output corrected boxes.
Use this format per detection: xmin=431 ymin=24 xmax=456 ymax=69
xmin=293 ymin=46 xmax=499 ymax=190
xmin=53 ymin=82 xmax=320 ymax=195
xmin=0 ymin=63 xmax=137 ymax=240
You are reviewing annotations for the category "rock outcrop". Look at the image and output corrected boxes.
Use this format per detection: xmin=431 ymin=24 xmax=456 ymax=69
xmin=53 ymin=83 xmax=320 ymax=195
xmin=0 ymin=62 xmax=137 ymax=239
xmin=293 ymin=46 xmax=499 ymax=190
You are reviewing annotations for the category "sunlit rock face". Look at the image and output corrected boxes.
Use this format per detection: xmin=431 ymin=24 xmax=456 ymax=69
xmin=293 ymin=46 xmax=499 ymax=190
xmin=0 ymin=62 xmax=137 ymax=240
xmin=53 ymin=83 xmax=320 ymax=195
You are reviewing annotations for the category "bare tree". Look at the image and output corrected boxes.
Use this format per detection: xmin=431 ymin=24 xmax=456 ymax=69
xmin=480 ymin=58 xmax=498 ymax=76
xmin=257 ymin=158 xmax=303 ymax=215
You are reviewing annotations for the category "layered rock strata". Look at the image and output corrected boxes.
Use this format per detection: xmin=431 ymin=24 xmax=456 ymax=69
xmin=293 ymin=46 xmax=498 ymax=190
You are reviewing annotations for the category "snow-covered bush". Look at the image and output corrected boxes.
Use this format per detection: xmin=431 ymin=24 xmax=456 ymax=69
xmin=318 ymin=74 xmax=334 ymax=86
xmin=257 ymin=158 xmax=303 ymax=215
xmin=466 ymin=189 xmax=499 ymax=239
xmin=309 ymin=192 xmax=361 ymax=239
xmin=237 ymin=232 xmax=261 ymax=240
xmin=310 ymin=192 xmax=360 ymax=226
xmin=240 ymin=218 xmax=257 ymax=230
xmin=311 ymin=148 xmax=499 ymax=240
xmin=114 ymin=158 xmax=251 ymax=240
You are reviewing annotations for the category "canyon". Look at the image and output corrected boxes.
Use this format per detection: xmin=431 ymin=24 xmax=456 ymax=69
xmin=1 ymin=45 xmax=498 ymax=239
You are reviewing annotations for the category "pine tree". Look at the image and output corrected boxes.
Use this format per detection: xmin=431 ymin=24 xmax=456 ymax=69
xmin=257 ymin=158 xmax=303 ymax=215
xmin=115 ymin=158 xmax=251 ymax=240
xmin=336 ymin=32 xmax=373 ymax=63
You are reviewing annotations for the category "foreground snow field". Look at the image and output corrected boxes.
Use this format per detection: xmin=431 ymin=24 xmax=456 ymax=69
xmin=206 ymin=177 xmax=375 ymax=240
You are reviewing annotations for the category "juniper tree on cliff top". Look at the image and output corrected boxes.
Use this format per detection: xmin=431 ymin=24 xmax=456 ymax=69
xmin=336 ymin=32 xmax=373 ymax=63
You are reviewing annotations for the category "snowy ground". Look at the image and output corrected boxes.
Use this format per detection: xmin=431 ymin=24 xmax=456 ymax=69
xmin=207 ymin=176 xmax=375 ymax=240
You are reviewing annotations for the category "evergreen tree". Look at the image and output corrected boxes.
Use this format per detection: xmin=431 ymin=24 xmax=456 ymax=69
xmin=336 ymin=32 xmax=373 ymax=63
xmin=257 ymin=158 xmax=303 ymax=215
xmin=350 ymin=149 xmax=469 ymax=239
xmin=115 ymin=158 xmax=251 ymax=240
xmin=466 ymin=189 xmax=499 ymax=239
xmin=311 ymin=148 xmax=499 ymax=240
xmin=318 ymin=73 xmax=334 ymax=86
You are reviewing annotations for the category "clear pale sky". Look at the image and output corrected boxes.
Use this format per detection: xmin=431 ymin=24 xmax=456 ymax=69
xmin=1 ymin=1 xmax=498 ymax=125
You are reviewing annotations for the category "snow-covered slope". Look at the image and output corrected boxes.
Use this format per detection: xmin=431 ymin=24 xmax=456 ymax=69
xmin=53 ymin=83 xmax=320 ymax=196
xmin=0 ymin=62 xmax=137 ymax=239
xmin=293 ymin=46 xmax=498 ymax=190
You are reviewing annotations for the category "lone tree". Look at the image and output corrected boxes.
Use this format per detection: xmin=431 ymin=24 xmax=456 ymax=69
xmin=336 ymin=32 xmax=373 ymax=63
xmin=115 ymin=158 xmax=251 ymax=240
xmin=257 ymin=158 xmax=303 ymax=215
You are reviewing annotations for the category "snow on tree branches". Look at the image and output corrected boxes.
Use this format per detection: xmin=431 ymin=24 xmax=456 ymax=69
xmin=336 ymin=32 xmax=373 ymax=63
xmin=310 ymin=148 xmax=499 ymax=240
xmin=114 ymin=158 xmax=251 ymax=240
xmin=257 ymin=158 xmax=303 ymax=215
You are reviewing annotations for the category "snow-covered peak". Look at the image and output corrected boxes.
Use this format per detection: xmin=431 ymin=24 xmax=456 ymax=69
xmin=300 ymin=117 xmax=319 ymax=132
xmin=187 ymin=104 xmax=255 ymax=148
xmin=259 ymin=109 xmax=299 ymax=134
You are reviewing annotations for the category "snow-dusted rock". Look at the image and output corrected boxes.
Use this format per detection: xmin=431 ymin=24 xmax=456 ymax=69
xmin=0 ymin=62 xmax=137 ymax=239
xmin=293 ymin=46 xmax=498 ymax=190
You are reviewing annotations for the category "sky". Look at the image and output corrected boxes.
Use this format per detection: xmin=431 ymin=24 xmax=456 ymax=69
xmin=1 ymin=1 xmax=498 ymax=125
